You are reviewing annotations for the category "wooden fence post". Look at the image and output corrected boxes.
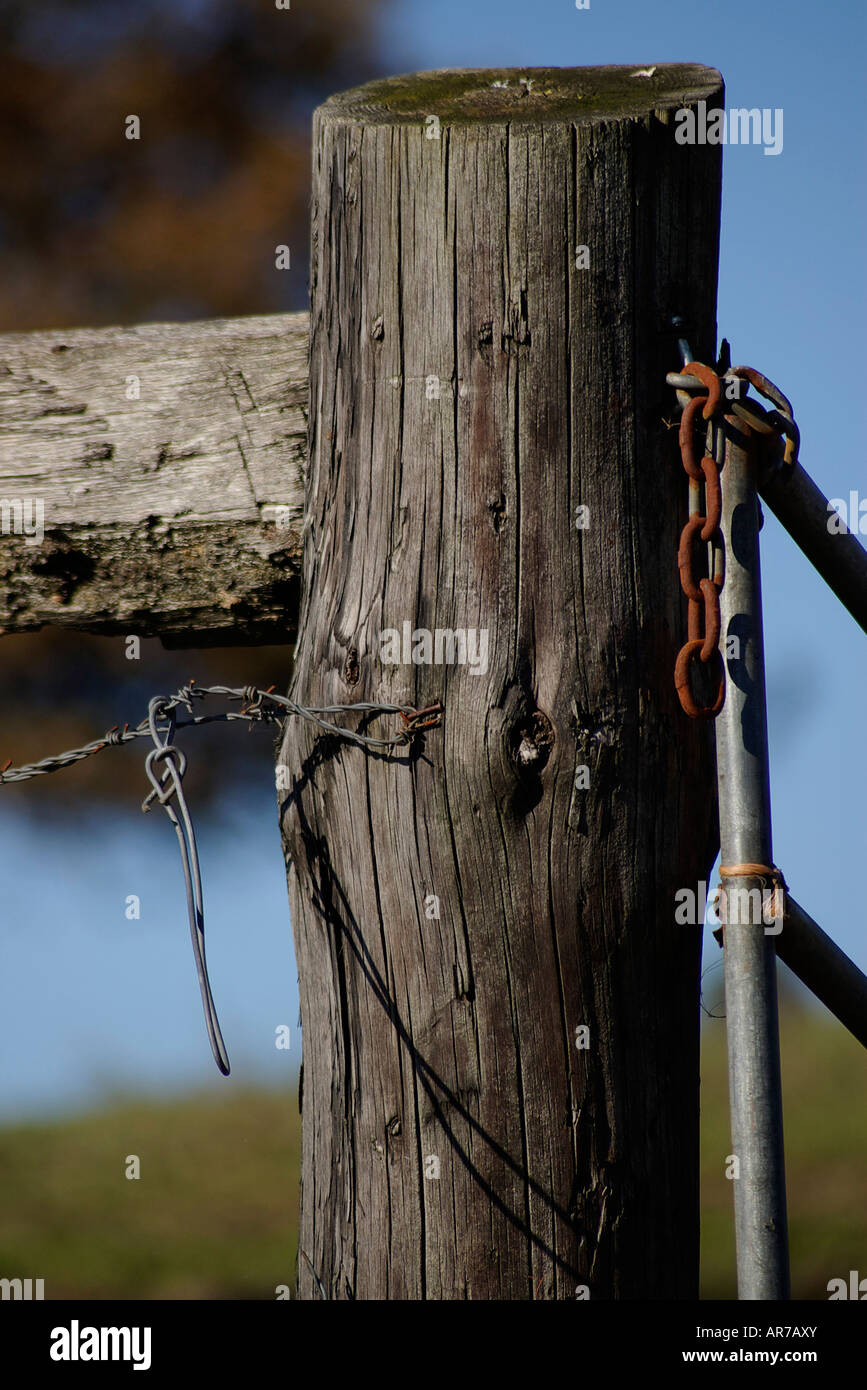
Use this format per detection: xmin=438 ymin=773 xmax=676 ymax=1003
xmin=281 ymin=64 xmax=724 ymax=1300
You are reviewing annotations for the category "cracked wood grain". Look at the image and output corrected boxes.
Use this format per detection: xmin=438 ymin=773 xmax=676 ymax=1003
xmin=0 ymin=312 xmax=307 ymax=644
xmin=281 ymin=66 xmax=724 ymax=1299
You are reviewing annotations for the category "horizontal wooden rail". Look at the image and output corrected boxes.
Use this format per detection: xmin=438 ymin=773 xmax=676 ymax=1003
xmin=0 ymin=312 xmax=309 ymax=645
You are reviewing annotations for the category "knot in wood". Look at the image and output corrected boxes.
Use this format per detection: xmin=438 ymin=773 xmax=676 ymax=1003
xmin=343 ymin=648 xmax=359 ymax=686
xmin=516 ymin=738 xmax=539 ymax=766
xmin=510 ymin=710 xmax=554 ymax=774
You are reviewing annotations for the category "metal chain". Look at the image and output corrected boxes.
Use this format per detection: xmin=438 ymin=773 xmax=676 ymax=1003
xmin=674 ymin=361 xmax=726 ymax=718
xmin=727 ymin=367 xmax=799 ymax=466
xmin=669 ymin=354 xmax=800 ymax=719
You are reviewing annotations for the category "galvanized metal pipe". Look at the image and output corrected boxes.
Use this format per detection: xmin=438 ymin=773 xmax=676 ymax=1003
xmin=715 ymin=416 xmax=791 ymax=1300
xmin=775 ymin=895 xmax=867 ymax=1050
xmin=756 ymin=454 xmax=867 ymax=635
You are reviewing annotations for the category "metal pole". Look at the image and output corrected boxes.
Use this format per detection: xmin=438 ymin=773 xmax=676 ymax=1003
xmin=715 ymin=414 xmax=791 ymax=1300
xmin=756 ymin=454 xmax=867 ymax=635
xmin=775 ymin=896 xmax=867 ymax=1051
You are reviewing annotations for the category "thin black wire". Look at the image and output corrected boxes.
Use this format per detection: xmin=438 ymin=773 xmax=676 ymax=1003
xmin=0 ymin=683 xmax=442 ymax=1075
xmin=143 ymin=697 xmax=231 ymax=1075
xmin=700 ymin=958 xmax=726 ymax=1020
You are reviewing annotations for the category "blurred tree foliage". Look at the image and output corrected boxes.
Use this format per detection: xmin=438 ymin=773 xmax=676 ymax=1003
xmin=0 ymin=0 xmax=388 ymax=329
xmin=0 ymin=0 xmax=390 ymax=809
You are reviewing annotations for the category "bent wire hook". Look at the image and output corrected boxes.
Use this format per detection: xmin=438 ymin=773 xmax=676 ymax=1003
xmin=142 ymin=696 xmax=231 ymax=1076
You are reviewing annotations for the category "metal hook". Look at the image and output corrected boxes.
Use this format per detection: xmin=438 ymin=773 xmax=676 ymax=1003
xmin=142 ymin=700 xmax=230 ymax=1076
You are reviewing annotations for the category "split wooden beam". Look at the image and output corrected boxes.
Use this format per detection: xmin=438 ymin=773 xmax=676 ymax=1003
xmin=0 ymin=312 xmax=308 ymax=645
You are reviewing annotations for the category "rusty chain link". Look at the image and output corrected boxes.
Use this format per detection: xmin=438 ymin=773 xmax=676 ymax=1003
xmin=669 ymin=352 xmax=800 ymax=718
xmin=727 ymin=366 xmax=800 ymax=466
xmin=674 ymin=360 xmax=726 ymax=718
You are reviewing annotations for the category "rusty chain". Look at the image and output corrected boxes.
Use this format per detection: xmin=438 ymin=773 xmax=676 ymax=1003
xmin=670 ymin=355 xmax=799 ymax=719
xmin=674 ymin=360 xmax=726 ymax=718
xmin=727 ymin=366 xmax=800 ymax=466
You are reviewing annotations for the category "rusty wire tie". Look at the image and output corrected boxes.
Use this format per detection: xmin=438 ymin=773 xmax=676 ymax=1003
xmin=711 ymin=863 xmax=789 ymax=946
xmin=0 ymin=683 xmax=443 ymax=1073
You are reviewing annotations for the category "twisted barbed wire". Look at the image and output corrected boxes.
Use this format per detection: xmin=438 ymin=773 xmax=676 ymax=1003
xmin=0 ymin=682 xmax=444 ymax=783
xmin=0 ymin=682 xmax=443 ymax=1074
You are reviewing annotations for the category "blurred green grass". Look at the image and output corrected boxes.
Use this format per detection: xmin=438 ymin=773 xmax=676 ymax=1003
xmin=0 ymin=1086 xmax=301 ymax=1299
xmin=0 ymin=998 xmax=863 ymax=1299
xmin=701 ymin=992 xmax=867 ymax=1298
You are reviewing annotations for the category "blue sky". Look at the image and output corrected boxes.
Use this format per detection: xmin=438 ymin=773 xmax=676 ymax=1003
xmin=378 ymin=0 xmax=867 ymax=1002
xmin=0 ymin=0 xmax=864 ymax=1118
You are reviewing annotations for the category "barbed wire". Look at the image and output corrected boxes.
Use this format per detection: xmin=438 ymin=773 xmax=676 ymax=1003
xmin=0 ymin=681 xmax=444 ymax=1077
xmin=0 ymin=682 xmax=444 ymax=784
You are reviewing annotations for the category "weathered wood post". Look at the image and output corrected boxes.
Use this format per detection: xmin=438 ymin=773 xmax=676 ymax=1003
xmin=281 ymin=64 xmax=723 ymax=1300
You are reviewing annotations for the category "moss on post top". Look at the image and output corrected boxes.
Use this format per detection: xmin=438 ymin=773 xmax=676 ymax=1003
xmin=318 ymin=64 xmax=723 ymax=126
